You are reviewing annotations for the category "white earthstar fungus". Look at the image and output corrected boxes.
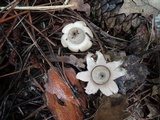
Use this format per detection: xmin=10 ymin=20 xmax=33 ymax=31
xmin=76 ymin=51 xmax=126 ymax=96
xmin=61 ymin=21 xmax=93 ymax=52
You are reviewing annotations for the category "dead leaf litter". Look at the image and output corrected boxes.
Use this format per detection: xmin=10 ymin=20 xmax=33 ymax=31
xmin=0 ymin=0 xmax=160 ymax=120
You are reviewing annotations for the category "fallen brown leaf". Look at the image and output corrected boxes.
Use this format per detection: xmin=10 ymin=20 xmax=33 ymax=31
xmin=119 ymin=0 xmax=160 ymax=17
xmin=64 ymin=67 xmax=86 ymax=108
xmin=44 ymin=67 xmax=78 ymax=106
xmin=45 ymin=92 xmax=83 ymax=120
xmin=44 ymin=67 xmax=86 ymax=120
xmin=93 ymin=94 xmax=130 ymax=120
xmin=67 ymin=0 xmax=90 ymax=16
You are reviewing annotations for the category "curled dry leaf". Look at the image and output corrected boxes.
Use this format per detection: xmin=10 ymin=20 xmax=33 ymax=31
xmin=128 ymin=23 xmax=149 ymax=54
xmin=144 ymin=98 xmax=160 ymax=118
xmin=44 ymin=67 xmax=77 ymax=105
xmin=44 ymin=67 xmax=86 ymax=120
xmin=66 ymin=0 xmax=90 ymax=16
xmin=151 ymin=85 xmax=160 ymax=96
xmin=93 ymin=94 xmax=130 ymax=120
xmin=119 ymin=0 xmax=160 ymax=17
xmin=64 ymin=67 xmax=86 ymax=108
xmin=45 ymin=92 xmax=83 ymax=120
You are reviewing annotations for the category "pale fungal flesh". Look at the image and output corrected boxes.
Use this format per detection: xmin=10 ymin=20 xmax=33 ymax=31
xmin=61 ymin=21 xmax=93 ymax=52
xmin=91 ymin=65 xmax=111 ymax=85
xmin=76 ymin=51 xmax=126 ymax=96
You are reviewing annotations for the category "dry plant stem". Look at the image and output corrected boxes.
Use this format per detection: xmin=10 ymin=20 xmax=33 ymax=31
xmin=100 ymin=30 xmax=128 ymax=42
xmin=0 ymin=4 xmax=74 ymax=11
xmin=19 ymin=16 xmax=59 ymax=76
xmin=128 ymin=89 xmax=151 ymax=110
xmin=0 ymin=18 xmax=18 ymax=48
xmin=21 ymin=20 xmax=53 ymax=68
xmin=129 ymin=81 xmax=146 ymax=98
xmin=0 ymin=0 xmax=15 ymax=12
xmin=26 ymin=0 xmax=35 ymax=38
xmin=24 ymin=19 xmax=56 ymax=46
xmin=0 ymin=62 xmax=10 ymax=70
xmin=91 ymin=21 xmax=128 ymax=49
xmin=33 ymin=78 xmax=45 ymax=92
xmin=146 ymin=18 xmax=155 ymax=50
xmin=102 ymin=37 xmax=127 ymax=49
xmin=1 ymin=33 xmax=23 ymax=102
xmin=23 ymin=104 xmax=47 ymax=120
xmin=89 ymin=22 xmax=127 ymax=48
xmin=16 ymin=14 xmax=49 ymax=63
xmin=13 ymin=96 xmax=43 ymax=108
xmin=90 ymin=22 xmax=128 ymax=42
xmin=0 ymin=65 xmax=34 ymax=78
xmin=0 ymin=11 xmax=28 ymax=23
xmin=27 ymin=10 xmax=36 ymax=39
xmin=64 ymin=0 xmax=69 ymax=5
xmin=46 ymin=11 xmax=64 ymax=21
xmin=1 ymin=0 xmax=19 ymax=19
xmin=48 ymin=24 xmax=64 ymax=37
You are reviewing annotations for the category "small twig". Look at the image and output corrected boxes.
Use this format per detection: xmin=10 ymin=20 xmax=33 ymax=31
xmin=0 ymin=0 xmax=16 ymax=12
xmin=145 ymin=18 xmax=155 ymax=50
xmin=24 ymin=19 xmax=57 ymax=46
xmin=33 ymin=78 xmax=45 ymax=92
xmin=21 ymin=20 xmax=53 ymax=68
xmin=90 ymin=22 xmax=128 ymax=42
xmin=1 ymin=0 xmax=20 ymax=18
xmin=23 ymin=104 xmax=47 ymax=120
xmin=0 ymin=62 xmax=10 ymax=70
xmin=0 ymin=65 xmax=34 ymax=78
xmin=0 ymin=11 xmax=28 ymax=23
xmin=0 ymin=18 xmax=18 ymax=48
xmin=129 ymin=81 xmax=146 ymax=98
xmin=100 ymin=30 xmax=128 ymax=42
xmin=89 ymin=22 xmax=128 ymax=48
xmin=102 ymin=37 xmax=127 ymax=49
xmin=0 ymin=5 xmax=74 ymax=11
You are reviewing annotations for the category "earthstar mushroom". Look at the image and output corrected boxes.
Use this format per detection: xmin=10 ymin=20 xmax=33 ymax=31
xmin=76 ymin=51 xmax=126 ymax=96
xmin=61 ymin=21 xmax=93 ymax=52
